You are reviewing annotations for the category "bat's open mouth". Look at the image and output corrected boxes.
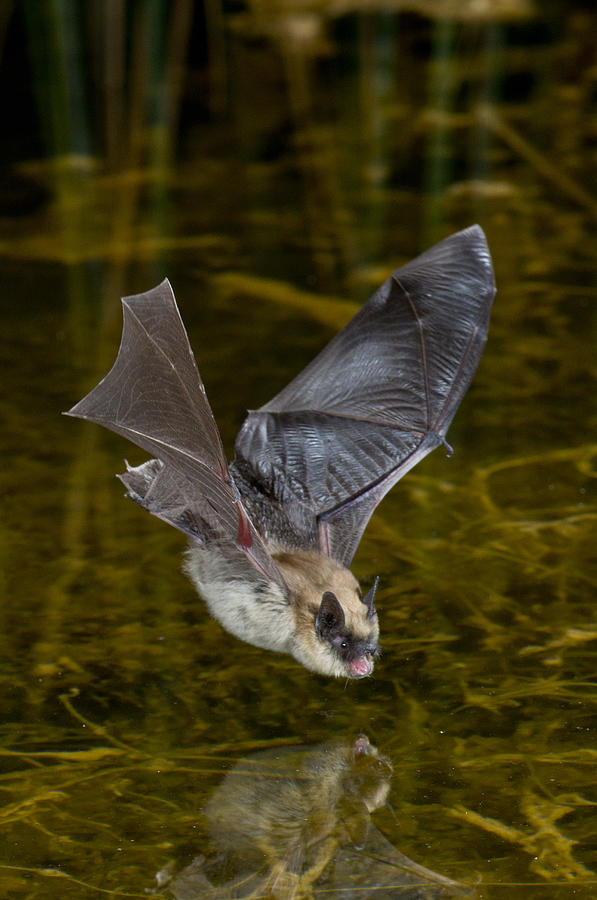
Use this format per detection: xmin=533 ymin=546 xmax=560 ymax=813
xmin=350 ymin=656 xmax=374 ymax=678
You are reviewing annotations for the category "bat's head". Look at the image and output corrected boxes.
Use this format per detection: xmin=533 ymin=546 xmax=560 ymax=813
xmin=314 ymin=586 xmax=380 ymax=678
xmin=275 ymin=550 xmax=380 ymax=678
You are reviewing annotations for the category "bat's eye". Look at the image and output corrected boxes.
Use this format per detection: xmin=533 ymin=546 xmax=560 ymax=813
xmin=330 ymin=634 xmax=350 ymax=653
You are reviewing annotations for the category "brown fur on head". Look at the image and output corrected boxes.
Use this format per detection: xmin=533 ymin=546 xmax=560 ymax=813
xmin=273 ymin=549 xmax=380 ymax=678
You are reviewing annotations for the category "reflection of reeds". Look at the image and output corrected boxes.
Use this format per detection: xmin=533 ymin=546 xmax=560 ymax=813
xmin=14 ymin=3 xmax=195 ymax=684
xmin=478 ymin=104 xmax=597 ymax=221
xmin=17 ymin=2 xmax=193 ymax=261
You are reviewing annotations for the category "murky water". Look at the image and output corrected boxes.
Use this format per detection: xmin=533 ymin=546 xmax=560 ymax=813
xmin=1 ymin=3 xmax=596 ymax=898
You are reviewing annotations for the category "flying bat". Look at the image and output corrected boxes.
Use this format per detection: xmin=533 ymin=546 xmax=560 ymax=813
xmin=66 ymin=225 xmax=495 ymax=679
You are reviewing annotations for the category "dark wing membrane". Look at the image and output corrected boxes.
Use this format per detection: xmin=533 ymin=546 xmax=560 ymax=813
xmin=66 ymin=279 xmax=285 ymax=587
xmin=232 ymin=225 xmax=495 ymax=565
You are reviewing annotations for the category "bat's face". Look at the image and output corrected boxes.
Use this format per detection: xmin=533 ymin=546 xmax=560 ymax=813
xmin=312 ymin=587 xmax=380 ymax=678
xmin=274 ymin=550 xmax=380 ymax=679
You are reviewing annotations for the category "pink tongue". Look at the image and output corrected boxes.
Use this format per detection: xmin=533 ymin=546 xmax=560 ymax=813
xmin=351 ymin=657 xmax=371 ymax=677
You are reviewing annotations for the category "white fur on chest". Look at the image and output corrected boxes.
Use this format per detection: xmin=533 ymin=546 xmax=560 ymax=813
xmin=183 ymin=545 xmax=294 ymax=653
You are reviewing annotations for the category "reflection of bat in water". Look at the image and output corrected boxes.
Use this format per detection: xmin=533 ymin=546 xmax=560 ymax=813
xmin=204 ymin=735 xmax=393 ymax=882
xmin=66 ymin=225 xmax=495 ymax=678
xmin=164 ymin=737 xmax=468 ymax=900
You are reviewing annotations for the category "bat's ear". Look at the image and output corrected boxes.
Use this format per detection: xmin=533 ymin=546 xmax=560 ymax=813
xmin=315 ymin=591 xmax=345 ymax=639
xmin=362 ymin=576 xmax=379 ymax=620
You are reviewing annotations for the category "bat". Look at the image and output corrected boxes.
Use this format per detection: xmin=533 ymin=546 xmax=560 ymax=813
xmin=66 ymin=225 xmax=495 ymax=679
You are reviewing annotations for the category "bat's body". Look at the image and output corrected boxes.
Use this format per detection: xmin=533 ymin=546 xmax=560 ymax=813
xmin=67 ymin=226 xmax=495 ymax=678
xmin=184 ymin=545 xmax=373 ymax=677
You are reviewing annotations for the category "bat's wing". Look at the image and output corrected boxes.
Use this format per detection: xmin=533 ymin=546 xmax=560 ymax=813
xmin=232 ymin=225 xmax=496 ymax=566
xmin=66 ymin=279 xmax=285 ymax=588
